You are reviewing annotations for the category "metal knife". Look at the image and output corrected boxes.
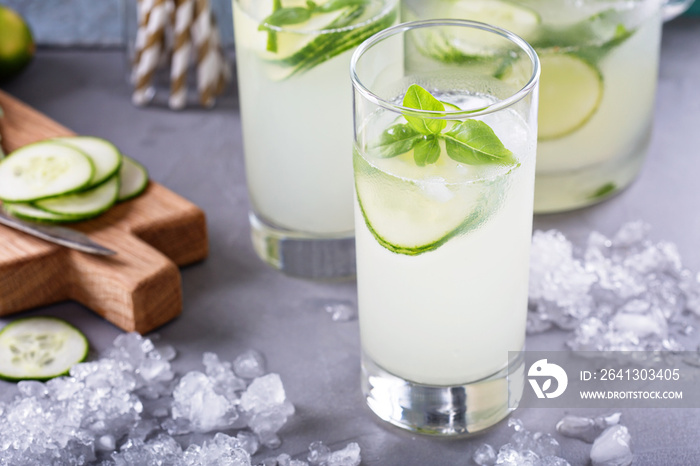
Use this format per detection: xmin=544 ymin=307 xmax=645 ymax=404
xmin=0 ymin=210 xmax=116 ymax=255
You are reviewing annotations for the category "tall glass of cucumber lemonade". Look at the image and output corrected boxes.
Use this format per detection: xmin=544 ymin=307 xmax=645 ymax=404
xmin=351 ymin=20 xmax=540 ymax=434
xmin=232 ymin=0 xmax=398 ymax=278
xmin=403 ymin=0 xmax=692 ymax=213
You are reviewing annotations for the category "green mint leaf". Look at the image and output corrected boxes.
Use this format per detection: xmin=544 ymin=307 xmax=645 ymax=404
xmin=589 ymin=182 xmax=616 ymax=200
xmin=402 ymin=84 xmax=446 ymax=135
xmin=413 ymin=136 xmax=441 ymax=167
xmin=317 ymin=0 xmax=370 ymax=13
xmin=266 ymin=30 xmax=279 ymax=52
xmin=614 ymin=24 xmax=628 ymax=39
xmin=259 ymin=7 xmax=312 ymax=30
xmin=370 ymin=123 xmax=422 ymax=158
xmin=603 ymin=23 xmax=632 ymax=50
xmin=264 ymin=0 xmax=284 ymax=52
xmin=444 ymin=120 xmax=516 ymax=166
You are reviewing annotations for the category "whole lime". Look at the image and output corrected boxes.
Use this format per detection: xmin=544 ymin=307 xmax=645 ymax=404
xmin=0 ymin=5 xmax=35 ymax=82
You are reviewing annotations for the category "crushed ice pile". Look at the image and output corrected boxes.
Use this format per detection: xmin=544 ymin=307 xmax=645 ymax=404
xmin=322 ymin=301 xmax=356 ymax=323
xmin=529 ymin=221 xmax=700 ymax=351
xmin=472 ymin=418 xmax=569 ymax=466
xmin=555 ymin=413 xmax=621 ymax=444
xmin=474 ymin=416 xmax=633 ymax=466
xmin=0 ymin=333 xmax=361 ymax=465
xmin=557 ymin=413 xmax=633 ymax=466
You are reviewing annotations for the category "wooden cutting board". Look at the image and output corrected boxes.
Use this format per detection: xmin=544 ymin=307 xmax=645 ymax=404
xmin=0 ymin=90 xmax=208 ymax=333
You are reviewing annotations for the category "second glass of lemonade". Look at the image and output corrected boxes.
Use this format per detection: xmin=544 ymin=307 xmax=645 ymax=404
xmin=351 ymin=20 xmax=540 ymax=434
xmin=233 ymin=0 xmax=398 ymax=278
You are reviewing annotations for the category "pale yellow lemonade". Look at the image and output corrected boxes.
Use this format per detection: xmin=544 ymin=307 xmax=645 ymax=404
xmin=233 ymin=0 xmax=398 ymax=234
xmin=355 ymin=92 xmax=536 ymax=385
xmin=403 ymin=0 xmax=663 ymax=212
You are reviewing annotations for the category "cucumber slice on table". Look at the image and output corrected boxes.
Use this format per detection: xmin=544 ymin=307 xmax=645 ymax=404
xmin=52 ymin=136 xmax=122 ymax=187
xmin=0 ymin=141 xmax=94 ymax=202
xmin=538 ymin=53 xmax=603 ymax=140
xmin=118 ymin=155 xmax=149 ymax=201
xmin=34 ymin=174 xmax=119 ymax=217
xmin=0 ymin=316 xmax=89 ymax=381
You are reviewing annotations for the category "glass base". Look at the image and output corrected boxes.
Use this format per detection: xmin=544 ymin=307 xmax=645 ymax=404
xmin=249 ymin=212 xmax=356 ymax=280
xmin=362 ymin=351 xmax=525 ymax=436
xmin=533 ymin=134 xmax=650 ymax=214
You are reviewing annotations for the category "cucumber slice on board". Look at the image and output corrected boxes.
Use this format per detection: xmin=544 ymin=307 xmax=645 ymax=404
xmin=52 ymin=136 xmax=122 ymax=187
xmin=538 ymin=53 xmax=603 ymax=140
xmin=117 ymin=155 xmax=149 ymax=201
xmin=4 ymin=202 xmax=84 ymax=223
xmin=34 ymin=175 xmax=119 ymax=217
xmin=0 ymin=141 xmax=94 ymax=202
xmin=0 ymin=316 xmax=89 ymax=381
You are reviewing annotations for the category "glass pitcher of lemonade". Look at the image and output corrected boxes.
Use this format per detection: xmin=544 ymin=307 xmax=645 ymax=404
xmin=402 ymin=0 xmax=693 ymax=213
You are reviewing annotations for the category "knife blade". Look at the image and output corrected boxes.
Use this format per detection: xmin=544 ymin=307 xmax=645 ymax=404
xmin=0 ymin=210 xmax=116 ymax=255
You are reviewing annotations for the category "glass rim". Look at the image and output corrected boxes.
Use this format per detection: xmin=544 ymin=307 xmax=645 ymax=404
xmin=350 ymin=19 xmax=541 ymax=119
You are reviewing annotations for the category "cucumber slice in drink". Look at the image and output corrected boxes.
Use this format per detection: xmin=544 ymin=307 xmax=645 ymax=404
xmin=412 ymin=0 xmax=540 ymax=61
xmin=263 ymin=9 xmax=351 ymax=59
xmin=0 ymin=141 xmax=94 ymax=202
xmin=0 ymin=316 xmax=89 ymax=381
xmin=34 ymin=175 xmax=119 ymax=218
xmin=52 ymin=136 xmax=122 ymax=187
xmin=444 ymin=0 xmax=540 ymax=40
xmin=354 ymin=149 xmax=508 ymax=255
xmin=440 ymin=101 xmax=467 ymax=131
xmin=117 ymin=155 xmax=149 ymax=201
xmin=262 ymin=4 xmax=397 ymax=80
xmin=538 ymin=53 xmax=603 ymax=140
xmin=532 ymin=8 xmax=634 ymax=52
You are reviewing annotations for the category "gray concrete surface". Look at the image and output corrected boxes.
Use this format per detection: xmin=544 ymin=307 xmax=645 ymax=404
xmin=0 ymin=16 xmax=699 ymax=466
